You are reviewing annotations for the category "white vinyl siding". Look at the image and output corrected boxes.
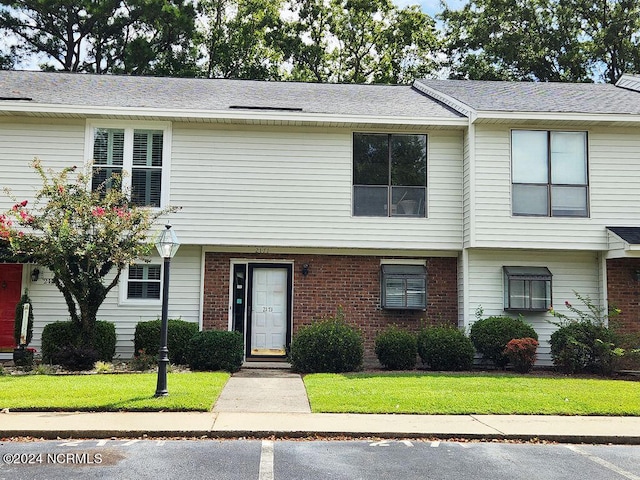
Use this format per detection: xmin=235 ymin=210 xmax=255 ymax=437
xmin=0 ymin=119 xmax=85 ymax=210
xmin=464 ymin=249 xmax=602 ymax=365
xmin=169 ymin=124 xmax=463 ymax=251
xmin=470 ymin=125 xmax=640 ymax=250
xmin=27 ymin=246 xmax=202 ymax=358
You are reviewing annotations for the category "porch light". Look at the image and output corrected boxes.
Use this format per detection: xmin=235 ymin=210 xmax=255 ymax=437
xmin=154 ymin=224 xmax=180 ymax=397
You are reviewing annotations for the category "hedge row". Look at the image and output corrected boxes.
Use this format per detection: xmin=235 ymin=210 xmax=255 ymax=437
xmin=42 ymin=319 xmax=244 ymax=373
xmin=134 ymin=319 xmax=243 ymax=373
xmin=288 ymin=314 xmax=547 ymax=373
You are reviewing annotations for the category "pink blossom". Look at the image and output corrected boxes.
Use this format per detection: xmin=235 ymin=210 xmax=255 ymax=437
xmin=92 ymin=207 xmax=106 ymax=217
xmin=58 ymin=185 xmax=64 ymax=194
xmin=565 ymin=301 xmax=572 ymax=307
xmin=20 ymin=200 xmax=28 ymax=207
xmin=19 ymin=211 xmax=33 ymax=223
xmin=114 ymin=207 xmax=131 ymax=220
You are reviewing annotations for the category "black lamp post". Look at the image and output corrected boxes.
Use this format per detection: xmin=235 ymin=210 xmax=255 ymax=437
xmin=154 ymin=224 xmax=180 ymax=397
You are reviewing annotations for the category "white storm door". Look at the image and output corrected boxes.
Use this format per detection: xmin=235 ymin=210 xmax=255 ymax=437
xmin=250 ymin=267 xmax=288 ymax=356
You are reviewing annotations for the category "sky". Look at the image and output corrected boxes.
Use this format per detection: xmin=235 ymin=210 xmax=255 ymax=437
xmin=392 ymin=0 xmax=467 ymax=17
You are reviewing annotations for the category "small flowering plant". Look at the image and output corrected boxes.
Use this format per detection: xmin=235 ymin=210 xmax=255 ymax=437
xmin=503 ymin=337 xmax=539 ymax=373
xmin=2 ymin=159 xmax=176 ymax=351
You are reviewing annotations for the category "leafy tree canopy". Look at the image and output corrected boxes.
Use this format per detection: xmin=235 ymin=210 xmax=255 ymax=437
xmin=440 ymin=0 xmax=640 ymax=83
xmin=0 ymin=0 xmax=199 ymax=75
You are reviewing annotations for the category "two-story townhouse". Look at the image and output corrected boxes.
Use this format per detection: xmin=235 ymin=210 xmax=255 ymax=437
xmin=0 ymin=70 xmax=465 ymax=363
xmin=416 ymin=76 xmax=640 ymax=363
xmin=1 ymin=70 xmax=640 ymax=365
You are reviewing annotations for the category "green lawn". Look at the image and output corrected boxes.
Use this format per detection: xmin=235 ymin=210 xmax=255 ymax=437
xmin=303 ymin=373 xmax=640 ymax=415
xmin=0 ymin=372 xmax=229 ymax=411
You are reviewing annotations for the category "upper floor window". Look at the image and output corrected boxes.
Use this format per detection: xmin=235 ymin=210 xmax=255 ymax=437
xmin=89 ymin=123 xmax=169 ymax=208
xmin=353 ymin=133 xmax=426 ymax=217
xmin=511 ymin=130 xmax=588 ymax=217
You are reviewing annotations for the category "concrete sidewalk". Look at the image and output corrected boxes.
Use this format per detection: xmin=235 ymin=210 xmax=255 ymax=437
xmin=1 ymin=411 xmax=639 ymax=444
xmin=0 ymin=367 xmax=639 ymax=444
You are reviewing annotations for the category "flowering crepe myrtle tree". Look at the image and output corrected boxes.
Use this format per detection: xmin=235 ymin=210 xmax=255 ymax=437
xmin=1 ymin=159 xmax=175 ymax=349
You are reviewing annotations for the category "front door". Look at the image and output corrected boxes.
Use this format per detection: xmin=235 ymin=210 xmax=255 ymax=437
xmin=0 ymin=264 xmax=23 ymax=351
xmin=247 ymin=264 xmax=292 ymax=358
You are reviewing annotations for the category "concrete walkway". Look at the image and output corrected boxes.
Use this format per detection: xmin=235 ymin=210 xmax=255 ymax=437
xmin=213 ymin=369 xmax=311 ymax=413
xmin=1 ymin=366 xmax=639 ymax=444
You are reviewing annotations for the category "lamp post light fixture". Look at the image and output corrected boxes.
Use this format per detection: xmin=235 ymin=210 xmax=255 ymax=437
xmin=154 ymin=224 xmax=180 ymax=397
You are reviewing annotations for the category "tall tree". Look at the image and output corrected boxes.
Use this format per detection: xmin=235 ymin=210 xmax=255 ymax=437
xmin=285 ymin=0 xmax=440 ymax=84
xmin=571 ymin=0 xmax=640 ymax=83
xmin=0 ymin=0 xmax=199 ymax=75
xmin=200 ymin=0 xmax=285 ymax=79
xmin=440 ymin=0 xmax=590 ymax=82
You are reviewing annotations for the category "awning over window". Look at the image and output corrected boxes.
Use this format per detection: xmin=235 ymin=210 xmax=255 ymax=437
xmin=503 ymin=266 xmax=552 ymax=281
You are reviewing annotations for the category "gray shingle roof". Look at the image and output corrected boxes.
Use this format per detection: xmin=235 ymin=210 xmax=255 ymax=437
xmin=415 ymin=79 xmax=640 ymax=115
xmin=0 ymin=70 xmax=463 ymax=119
xmin=608 ymin=227 xmax=640 ymax=244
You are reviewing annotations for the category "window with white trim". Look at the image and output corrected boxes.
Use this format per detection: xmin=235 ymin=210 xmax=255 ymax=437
xmin=90 ymin=124 xmax=169 ymax=207
xmin=353 ymin=133 xmax=427 ymax=217
xmin=381 ymin=265 xmax=427 ymax=309
xmin=127 ymin=264 xmax=162 ymax=300
xmin=503 ymin=266 xmax=552 ymax=311
xmin=511 ymin=130 xmax=588 ymax=217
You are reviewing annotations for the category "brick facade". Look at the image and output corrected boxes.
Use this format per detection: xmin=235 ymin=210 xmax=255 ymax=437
xmin=606 ymin=258 xmax=640 ymax=334
xmin=203 ymin=252 xmax=458 ymax=361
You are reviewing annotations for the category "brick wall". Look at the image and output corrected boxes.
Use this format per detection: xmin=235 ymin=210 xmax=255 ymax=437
xmin=203 ymin=252 xmax=458 ymax=360
xmin=606 ymin=258 xmax=640 ymax=334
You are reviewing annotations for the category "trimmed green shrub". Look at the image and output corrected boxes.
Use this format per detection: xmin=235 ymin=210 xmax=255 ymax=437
xmin=550 ymin=322 xmax=620 ymax=374
xmin=94 ymin=321 xmax=116 ymax=362
xmin=134 ymin=318 xmax=199 ymax=365
xmin=186 ymin=330 xmax=244 ymax=372
xmin=417 ymin=325 xmax=475 ymax=371
xmin=290 ymin=316 xmax=364 ymax=373
xmin=13 ymin=291 xmax=34 ymax=346
xmin=42 ymin=320 xmax=116 ymax=369
xmin=470 ymin=316 xmax=538 ymax=368
xmin=42 ymin=322 xmax=75 ymax=363
xmin=374 ymin=326 xmax=417 ymax=370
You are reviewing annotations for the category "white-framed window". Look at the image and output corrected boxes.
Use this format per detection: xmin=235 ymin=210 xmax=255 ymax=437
xmin=511 ymin=130 xmax=588 ymax=217
xmin=503 ymin=266 xmax=552 ymax=311
xmin=119 ymin=262 xmax=163 ymax=306
xmin=86 ymin=121 xmax=171 ymax=208
xmin=381 ymin=264 xmax=427 ymax=310
xmin=353 ymin=133 xmax=427 ymax=217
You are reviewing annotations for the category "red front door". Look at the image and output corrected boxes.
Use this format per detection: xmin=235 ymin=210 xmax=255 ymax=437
xmin=0 ymin=264 xmax=23 ymax=350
